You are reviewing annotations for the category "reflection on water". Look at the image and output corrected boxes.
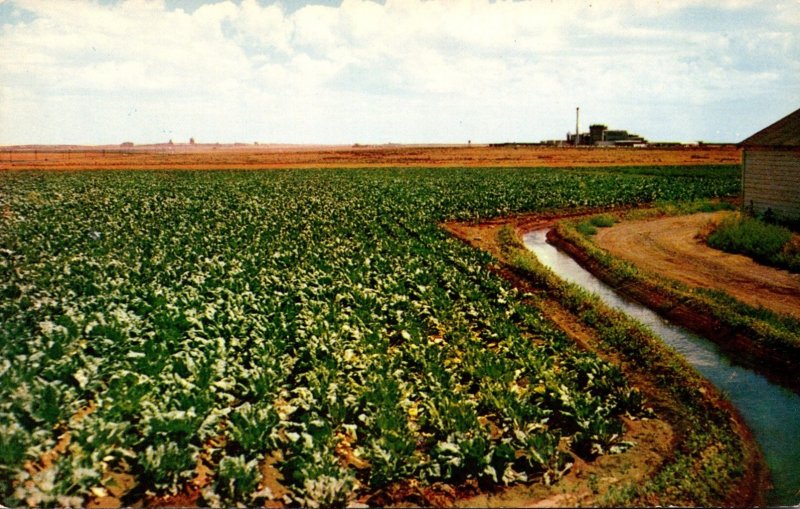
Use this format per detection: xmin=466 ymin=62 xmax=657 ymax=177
xmin=523 ymin=229 xmax=800 ymax=506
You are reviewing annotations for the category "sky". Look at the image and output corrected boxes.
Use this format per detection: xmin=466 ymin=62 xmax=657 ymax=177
xmin=0 ymin=0 xmax=798 ymax=145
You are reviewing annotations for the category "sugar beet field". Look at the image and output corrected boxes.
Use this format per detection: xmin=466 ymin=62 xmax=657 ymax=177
xmin=1 ymin=167 xmax=738 ymax=506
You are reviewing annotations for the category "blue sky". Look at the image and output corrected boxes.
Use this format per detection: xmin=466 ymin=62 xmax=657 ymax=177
xmin=0 ymin=0 xmax=798 ymax=145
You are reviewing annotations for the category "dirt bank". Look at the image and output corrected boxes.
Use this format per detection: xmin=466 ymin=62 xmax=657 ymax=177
xmin=443 ymin=211 xmax=767 ymax=506
xmin=549 ymin=225 xmax=800 ymax=393
xmin=595 ymin=211 xmax=800 ymax=320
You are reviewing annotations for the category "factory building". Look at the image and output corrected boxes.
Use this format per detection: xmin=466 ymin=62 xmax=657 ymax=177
xmin=568 ymin=124 xmax=648 ymax=147
xmin=539 ymin=109 xmax=649 ymax=147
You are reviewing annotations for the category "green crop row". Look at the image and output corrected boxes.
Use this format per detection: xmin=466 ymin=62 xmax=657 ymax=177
xmin=0 ymin=166 xmax=738 ymax=506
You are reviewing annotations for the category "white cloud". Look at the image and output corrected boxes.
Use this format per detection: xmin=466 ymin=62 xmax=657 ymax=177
xmin=0 ymin=0 xmax=798 ymax=144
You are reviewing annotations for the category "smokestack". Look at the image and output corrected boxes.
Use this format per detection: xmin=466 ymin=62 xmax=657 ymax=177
xmin=575 ymin=107 xmax=580 ymax=146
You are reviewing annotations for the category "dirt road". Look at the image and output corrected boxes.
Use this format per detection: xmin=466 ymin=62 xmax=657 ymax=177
xmin=595 ymin=212 xmax=800 ymax=320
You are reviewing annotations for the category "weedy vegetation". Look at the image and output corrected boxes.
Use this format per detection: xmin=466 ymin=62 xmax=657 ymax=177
xmin=707 ymin=213 xmax=800 ymax=273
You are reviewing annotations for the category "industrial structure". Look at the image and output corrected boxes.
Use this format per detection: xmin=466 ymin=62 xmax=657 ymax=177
xmin=567 ymin=124 xmax=648 ymax=147
xmin=739 ymin=107 xmax=800 ymax=223
xmin=541 ymin=108 xmax=649 ymax=147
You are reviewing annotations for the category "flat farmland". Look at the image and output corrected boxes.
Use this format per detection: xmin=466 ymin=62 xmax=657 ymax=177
xmin=1 ymin=144 xmax=740 ymax=171
xmin=0 ymin=165 xmax=748 ymax=507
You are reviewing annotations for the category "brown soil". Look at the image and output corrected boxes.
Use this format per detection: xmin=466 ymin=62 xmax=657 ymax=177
xmin=18 ymin=402 xmax=97 ymax=506
xmin=594 ymin=211 xmax=800 ymax=320
xmin=455 ymin=418 xmax=675 ymax=508
xmin=0 ymin=144 xmax=740 ymax=171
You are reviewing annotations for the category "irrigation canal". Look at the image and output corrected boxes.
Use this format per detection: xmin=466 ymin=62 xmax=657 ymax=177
xmin=523 ymin=229 xmax=800 ymax=506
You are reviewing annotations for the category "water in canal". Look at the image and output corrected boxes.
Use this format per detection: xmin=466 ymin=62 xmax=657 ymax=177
xmin=522 ymin=229 xmax=800 ymax=506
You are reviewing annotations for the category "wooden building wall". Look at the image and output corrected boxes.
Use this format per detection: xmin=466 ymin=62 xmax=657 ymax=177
xmin=742 ymin=148 xmax=800 ymax=221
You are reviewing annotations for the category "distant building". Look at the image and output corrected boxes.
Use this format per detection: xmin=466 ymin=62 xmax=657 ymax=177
xmin=564 ymin=123 xmax=647 ymax=147
xmin=589 ymin=124 xmax=607 ymax=144
xmin=566 ymin=132 xmax=593 ymax=145
xmin=739 ymin=107 xmax=800 ymax=222
xmin=541 ymin=139 xmax=568 ymax=147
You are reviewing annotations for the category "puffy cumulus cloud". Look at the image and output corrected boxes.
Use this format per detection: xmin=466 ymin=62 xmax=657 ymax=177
xmin=0 ymin=0 xmax=798 ymax=144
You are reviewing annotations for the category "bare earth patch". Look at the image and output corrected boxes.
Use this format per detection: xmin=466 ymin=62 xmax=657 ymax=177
xmin=595 ymin=211 xmax=800 ymax=320
xmin=0 ymin=144 xmax=740 ymax=171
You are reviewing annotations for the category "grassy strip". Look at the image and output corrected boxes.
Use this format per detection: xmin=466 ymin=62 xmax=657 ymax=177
xmin=496 ymin=225 xmax=756 ymax=506
xmin=575 ymin=214 xmax=616 ymax=236
xmin=556 ymin=210 xmax=800 ymax=363
xmin=707 ymin=213 xmax=800 ymax=273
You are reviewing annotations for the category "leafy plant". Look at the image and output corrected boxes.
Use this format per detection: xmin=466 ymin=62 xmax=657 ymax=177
xmin=0 ymin=166 xmax=737 ymax=504
xmin=207 ymin=455 xmax=263 ymax=507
